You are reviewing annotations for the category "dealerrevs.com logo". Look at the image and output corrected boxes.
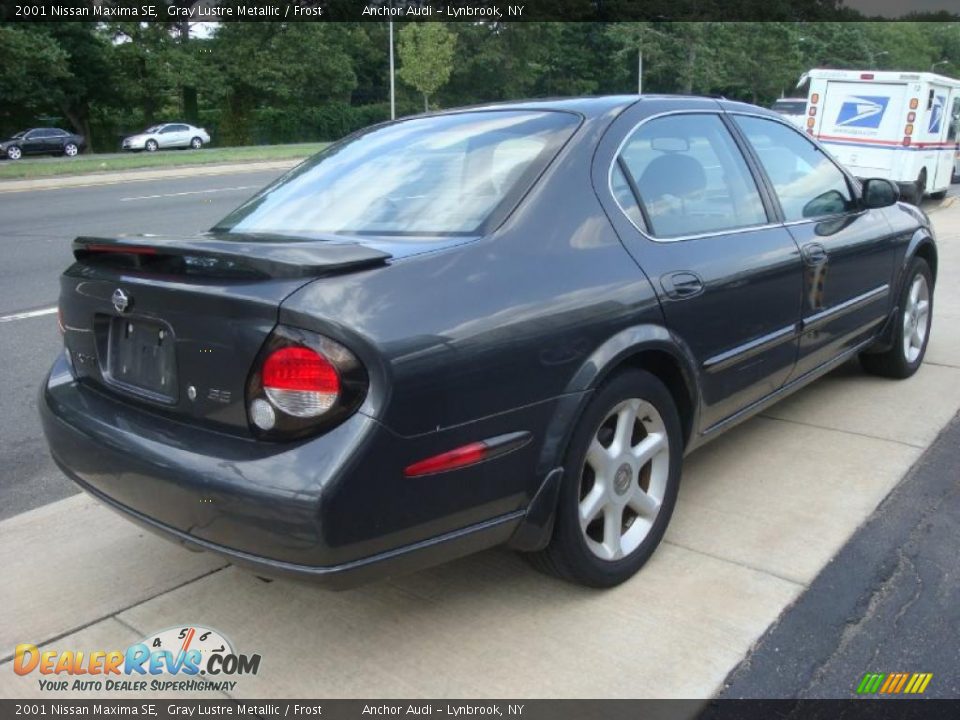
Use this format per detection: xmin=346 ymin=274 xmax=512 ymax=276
xmin=13 ymin=625 xmax=261 ymax=693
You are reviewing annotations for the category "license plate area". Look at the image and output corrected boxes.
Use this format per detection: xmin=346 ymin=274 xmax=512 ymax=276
xmin=104 ymin=316 xmax=178 ymax=403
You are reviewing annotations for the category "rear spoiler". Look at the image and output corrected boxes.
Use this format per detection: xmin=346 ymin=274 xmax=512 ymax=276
xmin=73 ymin=233 xmax=392 ymax=279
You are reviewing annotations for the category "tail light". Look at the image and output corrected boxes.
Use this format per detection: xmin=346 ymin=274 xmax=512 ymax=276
xmin=246 ymin=325 xmax=368 ymax=440
xmin=263 ymin=347 xmax=339 ymax=417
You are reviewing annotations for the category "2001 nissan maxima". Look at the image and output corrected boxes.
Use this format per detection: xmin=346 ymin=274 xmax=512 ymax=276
xmin=41 ymin=96 xmax=937 ymax=589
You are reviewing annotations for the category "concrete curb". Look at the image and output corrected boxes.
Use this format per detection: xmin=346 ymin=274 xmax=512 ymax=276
xmin=0 ymin=159 xmax=303 ymax=194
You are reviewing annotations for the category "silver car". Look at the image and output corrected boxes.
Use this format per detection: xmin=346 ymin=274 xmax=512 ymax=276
xmin=121 ymin=123 xmax=211 ymax=152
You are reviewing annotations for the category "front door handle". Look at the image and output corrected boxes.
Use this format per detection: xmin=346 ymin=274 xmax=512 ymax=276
xmin=802 ymin=242 xmax=828 ymax=266
xmin=661 ymin=271 xmax=704 ymax=300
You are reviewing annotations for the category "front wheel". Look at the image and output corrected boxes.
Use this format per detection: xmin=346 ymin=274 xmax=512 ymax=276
xmin=529 ymin=369 xmax=683 ymax=587
xmin=861 ymin=258 xmax=933 ymax=379
xmin=145 ymin=139 xmax=158 ymax=152
xmin=6 ymin=145 xmax=22 ymax=160
xmin=63 ymin=143 xmax=79 ymax=157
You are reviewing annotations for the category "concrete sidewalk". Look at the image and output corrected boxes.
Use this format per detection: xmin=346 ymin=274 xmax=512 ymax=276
xmin=2 ymin=203 xmax=958 ymax=699
xmin=0 ymin=159 xmax=301 ymax=194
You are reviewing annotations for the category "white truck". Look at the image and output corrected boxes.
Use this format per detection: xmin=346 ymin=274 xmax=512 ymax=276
xmin=802 ymin=69 xmax=960 ymax=203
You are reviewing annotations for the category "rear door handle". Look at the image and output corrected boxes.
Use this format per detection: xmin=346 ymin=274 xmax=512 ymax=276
xmin=661 ymin=271 xmax=704 ymax=300
xmin=802 ymin=242 xmax=828 ymax=266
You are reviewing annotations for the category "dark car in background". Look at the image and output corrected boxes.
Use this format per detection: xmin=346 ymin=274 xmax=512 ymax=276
xmin=1 ymin=128 xmax=85 ymax=160
xmin=41 ymin=96 xmax=937 ymax=590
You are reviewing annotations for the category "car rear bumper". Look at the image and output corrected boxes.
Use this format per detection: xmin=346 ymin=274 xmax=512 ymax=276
xmin=40 ymin=354 xmax=540 ymax=588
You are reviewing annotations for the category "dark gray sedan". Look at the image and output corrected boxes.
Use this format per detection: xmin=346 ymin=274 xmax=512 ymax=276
xmin=41 ymin=96 xmax=936 ymax=589
xmin=1 ymin=127 xmax=85 ymax=159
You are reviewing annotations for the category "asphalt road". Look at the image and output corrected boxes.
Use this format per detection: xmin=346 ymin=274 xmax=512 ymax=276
xmin=0 ymin=168 xmax=284 ymax=521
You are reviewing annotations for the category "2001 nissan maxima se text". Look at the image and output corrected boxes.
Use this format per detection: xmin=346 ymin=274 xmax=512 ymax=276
xmin=41 ymin=96 xmax=937 ymax=589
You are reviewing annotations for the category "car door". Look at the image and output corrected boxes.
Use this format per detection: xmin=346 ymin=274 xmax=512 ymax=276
xmin=169 ymin=124 xmax=189 ymax=147
xmin=157 ymin=125 xmax=177 ymax=148
xmin=46 ymin=129 xmax=67 ymax=152
xmin=21 ymin=130 xmax=46 ymax=154
xmin=730 ymin=114 xmax=898 ymax=381
xmin=595 ymin=103 xmax=804 ymax=431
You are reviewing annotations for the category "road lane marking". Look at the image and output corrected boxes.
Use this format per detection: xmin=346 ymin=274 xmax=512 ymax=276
xmin=120 ymin=185 xmax=257 ymax=201
xmin=0 ymin=306 xmax=57 ymax=323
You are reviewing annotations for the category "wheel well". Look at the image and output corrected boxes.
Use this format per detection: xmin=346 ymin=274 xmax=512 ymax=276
xmin=606 ymin=349 xmax=696 ymax=449
xmin=915 ymin=241 xmax=938 ymax=283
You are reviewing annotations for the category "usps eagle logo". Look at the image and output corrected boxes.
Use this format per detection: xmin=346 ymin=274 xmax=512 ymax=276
xmin=928 ymin=94 xmax=945 ymax=134
xmin=836 ymin=96 xmax=890 ymax=129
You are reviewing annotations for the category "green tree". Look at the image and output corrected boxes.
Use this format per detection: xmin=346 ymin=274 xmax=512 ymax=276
xmin=398 ymin=23 xmax=457 ymax=111
xmin=0 ymin=26 xmax=69 ymax=127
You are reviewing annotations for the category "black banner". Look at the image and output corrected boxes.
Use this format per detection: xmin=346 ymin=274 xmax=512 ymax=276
xmin=2 ymin=700 xmax=960 ymax=719
xmin=0 ymin=0 xmax=957 ymax=23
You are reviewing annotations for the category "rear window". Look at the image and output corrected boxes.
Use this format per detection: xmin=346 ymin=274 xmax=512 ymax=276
xmin=214 ymin=110 xmax=579 ymax=237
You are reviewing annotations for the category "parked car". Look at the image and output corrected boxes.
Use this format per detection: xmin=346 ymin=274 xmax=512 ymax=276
xmin=0 ymin=128 xmax=85 ymax=160
xmin=41 ymin=96 xmax=937 ymax=590
xmin=770 ymin=97 xmax=808 ymax=128
xmin=121 ymin=123 xmax=211 ymax=152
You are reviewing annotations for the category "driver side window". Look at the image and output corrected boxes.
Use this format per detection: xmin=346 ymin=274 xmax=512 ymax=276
xmin=734 ymin=115 xmax=854 ymax=221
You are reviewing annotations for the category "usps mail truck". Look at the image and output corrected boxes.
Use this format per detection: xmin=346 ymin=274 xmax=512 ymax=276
xmin=804 ymin=69 xmax=960 ymax=203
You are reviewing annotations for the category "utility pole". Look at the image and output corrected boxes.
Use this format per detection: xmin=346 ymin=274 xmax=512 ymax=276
xmin=638 ymin=46 xmax=643 ymax=95
xmin=389 ymin=20 xmax=396 ymax=120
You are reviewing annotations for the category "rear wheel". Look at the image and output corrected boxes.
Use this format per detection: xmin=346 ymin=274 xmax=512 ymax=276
xmin=861 ymin=258 xmax=933 ymax=379
xmin=190 ymin=137 xmax=203 ymax=149
xmin=530 ymin=369 xmax=682 ymax=587
xmin=63 ymin=143 xmax=79 ymax=157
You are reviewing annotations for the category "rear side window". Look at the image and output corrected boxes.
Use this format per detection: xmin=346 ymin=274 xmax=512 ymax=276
xmin=734 ymin=115 xmax=854 ymax=221
xmin=616 ymin=114 xmax=768 ymax=238
xmin=215 ymin=111 xmax=579 ymax=237
xmin=771 ymin=100 xmax=807 ymax=115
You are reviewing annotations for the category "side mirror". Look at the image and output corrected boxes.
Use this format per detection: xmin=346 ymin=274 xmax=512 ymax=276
xmin=861 ymin=178 xmax=899 ymax=209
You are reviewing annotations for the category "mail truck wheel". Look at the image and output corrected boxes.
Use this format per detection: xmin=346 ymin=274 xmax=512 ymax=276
xmin=531 ymin=369 xmax=682 ymax=587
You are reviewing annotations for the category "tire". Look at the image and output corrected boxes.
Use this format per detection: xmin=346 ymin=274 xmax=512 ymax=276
xmin=860 ymin=258 xmax=933 ymax=379
xmin=529 ymin=369 xmax=683 ymax=588
xmin=63 ymin=143 xmax=79 ymax=157
xmin=929 ymin=189 xmax=947 ymax=200
xmin=6 ymin=145 xmax=22 ymax=160
xmin=190 ymin=137 xmax=203 ymax=150
xmin=145 ymin=139 xmax=158 ymax=152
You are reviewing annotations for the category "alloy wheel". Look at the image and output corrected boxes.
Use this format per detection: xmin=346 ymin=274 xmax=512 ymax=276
xmin=903 ymin=273 xmax=930 ymax=364
xmin=7 ymin=146 xmax=21 ymax=160
xmin=579 ymin=398 xmax=670 ymax=561
xmin=64 ymin=144 xmax=78 ymax=157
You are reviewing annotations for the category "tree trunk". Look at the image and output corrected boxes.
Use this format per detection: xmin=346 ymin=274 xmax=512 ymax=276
xmin=61 ymin=104 xmax=93 ymax=153
xmin=424 ymin=93 xmax=429 ymax=112
xmin=183 ymin=87 xmax=199 ymax=125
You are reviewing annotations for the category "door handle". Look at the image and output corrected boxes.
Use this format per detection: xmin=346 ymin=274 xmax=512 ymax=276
xmin=802 ymin=242 xmax=828 ymax=266
xmin=661 ymin=271 xmax=704 ymax=300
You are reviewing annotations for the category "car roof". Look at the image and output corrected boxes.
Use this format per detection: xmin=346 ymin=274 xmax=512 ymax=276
xmin=426 ymin=95 xmax=781 ymax=121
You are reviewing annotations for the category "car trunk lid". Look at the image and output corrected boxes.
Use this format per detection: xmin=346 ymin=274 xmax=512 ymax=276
xmin=60 ymin=233 xmax=392 ymax=435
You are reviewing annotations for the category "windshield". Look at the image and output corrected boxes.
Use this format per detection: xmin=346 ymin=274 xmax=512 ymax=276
xmin=213 ymin=110 xmax=579 ymax=237
xmin=12 ymin=131 xmax=26 ymax=139
xmin=144 ymin=125 xmax=161 ymax=133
